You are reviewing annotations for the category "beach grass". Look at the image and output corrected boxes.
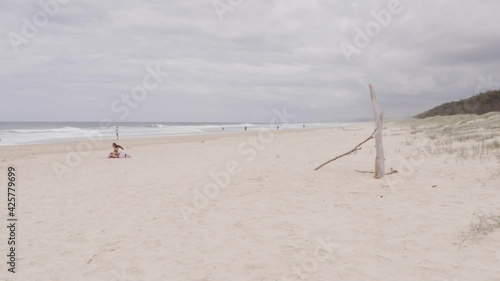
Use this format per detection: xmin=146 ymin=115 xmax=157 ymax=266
xmin=389 ymin=112 xmax=500 ymax=161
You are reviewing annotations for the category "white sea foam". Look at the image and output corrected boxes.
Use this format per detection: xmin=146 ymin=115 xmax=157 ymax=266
xmin=0 ymin=122 xmax=345 ymax=146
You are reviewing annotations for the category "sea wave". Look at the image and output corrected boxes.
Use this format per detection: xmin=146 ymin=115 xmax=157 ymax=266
xmin=4 ymin=126 xmax=85 ymax=134
xmin=0 ymin=122 xmax=344 ymax=146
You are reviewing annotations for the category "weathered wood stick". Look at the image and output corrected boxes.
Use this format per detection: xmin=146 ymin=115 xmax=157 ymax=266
xmin=314 ymin=129 xmax=376 ymax=171
xmin=369 ymin=84 xmax=385 ymax=179
xmin=355 ymin=169 xmax=398 ymax=175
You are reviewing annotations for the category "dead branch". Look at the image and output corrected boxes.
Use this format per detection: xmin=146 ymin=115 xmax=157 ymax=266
xmin=315 ymin=129 xmax=376 ymax=171
xmin=355 ymin=168 xmax=398 ymax=175
xmin=386 ymin=169 xmax=397 ymax=175
xmin=340 ymin=127 xmax=364 ymax=131
xmin=354 ymin=170 xmax=373 ymax=174
xmin=87 ymin=248 xmax=116 ymax=264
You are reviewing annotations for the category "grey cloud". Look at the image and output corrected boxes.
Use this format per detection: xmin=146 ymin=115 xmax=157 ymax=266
xmin=1 ymin=0 xmax=499 ymax=122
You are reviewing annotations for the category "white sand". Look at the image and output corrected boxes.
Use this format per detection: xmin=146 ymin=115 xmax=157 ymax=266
xmin=1 ymin=119 xmax=499 ymax=281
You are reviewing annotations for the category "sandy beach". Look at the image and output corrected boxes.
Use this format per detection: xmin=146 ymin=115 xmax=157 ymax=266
xmin=1 ymin=116 xmax=500 ymax=281
xmin=2 ymin=0 xmax=500 ymax=279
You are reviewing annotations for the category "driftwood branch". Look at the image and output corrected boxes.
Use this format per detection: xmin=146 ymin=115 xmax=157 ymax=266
xmin=340 ymin=127 xmax=364 ymax=131
xmin=369 ymin=84 xmax=385 ymax=179
xmin=87 ymin=248 xmax=116 ymax=264
xmin=354 ymin=170 xmax=374 ymax=174
xmin=315 ymin=129 xmax=376 ymax=171
xmin=355 ymin=168 xmax=398 ymax=175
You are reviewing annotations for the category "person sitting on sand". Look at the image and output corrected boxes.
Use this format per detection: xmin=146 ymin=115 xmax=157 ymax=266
xmin=109 ymin=143 xmax=125 ymax=158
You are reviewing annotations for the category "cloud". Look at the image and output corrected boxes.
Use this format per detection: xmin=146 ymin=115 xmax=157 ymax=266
xmin=1 ymin=0 xmax=499 ymax=122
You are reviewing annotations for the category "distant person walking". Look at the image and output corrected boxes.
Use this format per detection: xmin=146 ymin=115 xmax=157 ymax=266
xmin=277 ymin=126 xmax=279 ymax=130
xmin=244 ymin=126 xmax=247 ymax=131
xmin=116 ymin=126 xmax=119 ymax=140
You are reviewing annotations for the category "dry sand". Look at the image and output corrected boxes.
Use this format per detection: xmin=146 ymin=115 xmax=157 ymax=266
xmin=1 ymin=117 xmax=499 ymax=281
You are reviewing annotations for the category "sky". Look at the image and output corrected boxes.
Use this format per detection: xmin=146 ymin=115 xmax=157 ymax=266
xmin=1 ymin=0 xmax=499 ymax=122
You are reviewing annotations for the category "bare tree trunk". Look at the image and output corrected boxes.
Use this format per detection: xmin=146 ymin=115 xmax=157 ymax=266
xmin=369 ymin=84 xmax=385 ymax=179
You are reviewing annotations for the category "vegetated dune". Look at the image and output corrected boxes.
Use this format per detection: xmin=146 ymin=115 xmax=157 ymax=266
xmin=416 ymin=90 xmax=500 ymax=118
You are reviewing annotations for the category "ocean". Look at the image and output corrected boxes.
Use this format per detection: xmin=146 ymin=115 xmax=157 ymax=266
xmin=0 ymin=122 xmax=346 ymax=146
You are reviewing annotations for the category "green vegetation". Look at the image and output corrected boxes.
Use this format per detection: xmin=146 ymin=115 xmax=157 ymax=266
xmin=416 ymin=90 xmax=500 ymax=119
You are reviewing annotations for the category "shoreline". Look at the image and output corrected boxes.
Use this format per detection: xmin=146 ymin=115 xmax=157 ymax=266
xmin=0 ymin=121 xmax=368 ymax=148
xmin=0 ymin=126 xmax=355 ymax=158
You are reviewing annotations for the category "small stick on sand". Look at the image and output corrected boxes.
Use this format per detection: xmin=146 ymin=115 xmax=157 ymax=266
xmin=87 ymin=248 xmax=116 ymax=264
xmin=354 ymin=170 xmax=373 ymax=174
xmin=340 ymin=127 xmax=364 ymax=131
xmin=355 ymin=168 xmax=398 ymax=175
xmin=315 ymin=129 xmax=376 ymax=171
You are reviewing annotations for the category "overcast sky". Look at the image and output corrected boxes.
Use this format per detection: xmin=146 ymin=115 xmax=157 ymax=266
xmin=1 ymin=0 xmax=499 ymax=122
